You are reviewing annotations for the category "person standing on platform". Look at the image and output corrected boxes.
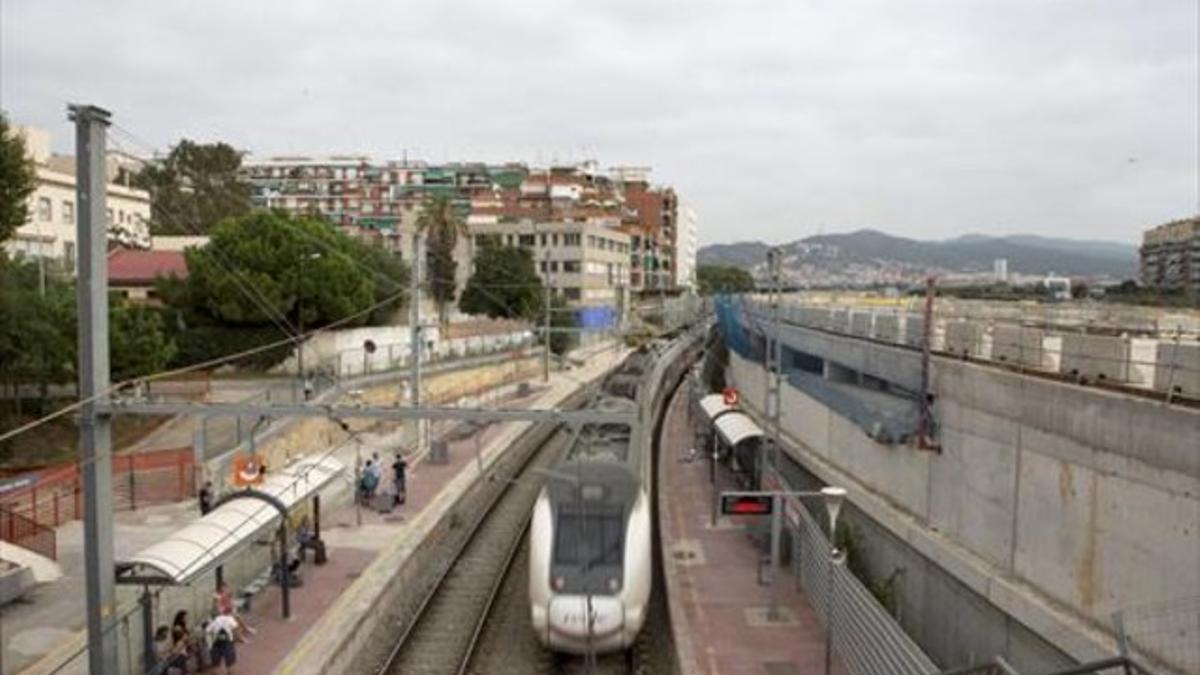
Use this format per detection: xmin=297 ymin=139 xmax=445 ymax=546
xmin=199 ymin=481 xmax=215 ymax=516
xmin=206 ymin=608 xmax=240 ymax=674
xmin=392 ymin=452 xmax=408 ymax=507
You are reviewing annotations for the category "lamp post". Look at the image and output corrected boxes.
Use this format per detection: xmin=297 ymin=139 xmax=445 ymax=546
xmin=765 ymin=486 xmax=846 ymax=624
xmin=297 ymin=251 xmax=322 ymax=397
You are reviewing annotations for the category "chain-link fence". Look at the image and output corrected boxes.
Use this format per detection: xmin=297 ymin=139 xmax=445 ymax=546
xmin=1114 ymin=595 xmax=1200 ymax=675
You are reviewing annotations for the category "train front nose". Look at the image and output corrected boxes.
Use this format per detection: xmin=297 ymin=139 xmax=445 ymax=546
xmin=546 ymin=595 xmax=627 ymax=653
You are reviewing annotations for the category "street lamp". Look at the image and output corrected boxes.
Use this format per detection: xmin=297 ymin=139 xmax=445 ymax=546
xmin=298 ymin=251 xmax=322 ymax=399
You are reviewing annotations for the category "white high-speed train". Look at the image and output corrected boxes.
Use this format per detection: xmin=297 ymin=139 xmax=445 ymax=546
xmin=529 ymin=335 xmax=698 ymax=655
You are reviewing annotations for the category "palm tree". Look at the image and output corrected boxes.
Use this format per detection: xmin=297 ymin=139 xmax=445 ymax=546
xmin=416 ymin=194 xmax=468 ymax=329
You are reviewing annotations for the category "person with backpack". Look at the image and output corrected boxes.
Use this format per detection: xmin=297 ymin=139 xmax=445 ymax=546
xmin=360 ymin=460 xmax=379 ymax=505
xmin=206 ymin=607 xmax=239 ymax=674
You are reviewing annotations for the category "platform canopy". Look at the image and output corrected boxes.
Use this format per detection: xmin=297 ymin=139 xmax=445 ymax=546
xmin=698 ymin=393 xmax=734 ymax=420
xmin=116 ymin=456 xmax=344 ymax=586
xmin=713 ymin=412 xmax=764 ymax=447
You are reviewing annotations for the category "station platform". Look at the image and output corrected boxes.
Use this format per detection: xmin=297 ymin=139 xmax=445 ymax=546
xmin=10 ymin=341 xmax=628 ymax=675
xmin=265 ymin=341 xmax=629 ymax=675
xmin=659 ymin=385 xmax=848 ymax=675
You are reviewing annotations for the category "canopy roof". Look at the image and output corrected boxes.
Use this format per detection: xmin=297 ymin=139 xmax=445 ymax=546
xmin=698 ymin=393 xmax=763 ymax=447
xmin=117 ymin=456 xmax=344 ymax=586
xmin=698 ymin=393 xmax=734 ymax=419
xmin=714 ymin=412 xmax=764 ymax=447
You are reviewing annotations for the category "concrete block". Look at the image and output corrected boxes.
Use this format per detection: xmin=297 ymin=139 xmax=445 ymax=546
xmin=944 ymin=320 xmax=988 ymax=358
xmin=829 ymin=309 xmax=851 ymax=334
xmin=1060 ymin=334 xmax=1130 ymax=383
xmin=904 ymin=314 xmax=926 ymax=348
xmin=1153 ymin=340 xmax=1200 ymax=398
xmin=850 ymin=310 xmax=874 ymax=338
xmin=873 ymin=314 xmax=904 ymax=344
xmin=1127 ymin=338 xmax=1157 ymax=387
xmin=992 ymin=324 xmax=1045 ymax=369
xmin=1042 ymin=336 xmax=1063 ymax=371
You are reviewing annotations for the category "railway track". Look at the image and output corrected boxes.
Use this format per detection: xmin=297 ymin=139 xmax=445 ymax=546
xmin=378 ymin=337 xmax=694 ymax=675
xmin=376 ymin=425 xmax=572 ymax=675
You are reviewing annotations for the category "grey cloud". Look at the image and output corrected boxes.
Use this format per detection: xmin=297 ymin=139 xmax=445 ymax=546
xmin=1 ymin=0 xmax=1195 ymax=244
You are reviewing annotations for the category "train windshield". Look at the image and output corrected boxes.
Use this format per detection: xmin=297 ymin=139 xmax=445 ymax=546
xmin=553 ymin=505 xmax=625 ymax=568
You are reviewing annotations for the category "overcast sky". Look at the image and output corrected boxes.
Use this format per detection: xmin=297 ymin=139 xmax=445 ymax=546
xmin=2 ymin=1 xmax=1196 ymax=245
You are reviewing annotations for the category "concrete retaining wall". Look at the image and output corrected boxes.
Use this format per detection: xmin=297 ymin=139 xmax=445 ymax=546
xmin=725 ymin=325 xmax=1200 ymax=672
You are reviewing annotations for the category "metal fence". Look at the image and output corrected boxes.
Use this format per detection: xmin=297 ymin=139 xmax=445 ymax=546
xmin=789 ymin=491 xmax=941 ymax=675
xmin=1114 ymin=595 xmax=1200 ymax=675
xmin=0 ymin=503 xmax=56 ymax=560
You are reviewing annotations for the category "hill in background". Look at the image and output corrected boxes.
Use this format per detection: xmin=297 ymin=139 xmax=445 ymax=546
xmin=698 ymin=229 xmax=1138 ymax=286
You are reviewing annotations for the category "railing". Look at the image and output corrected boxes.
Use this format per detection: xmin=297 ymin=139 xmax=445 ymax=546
xmin=0 ymin=503 xmax=57 ymax=560
xmin=789 ymin=488 xmax=941 ymax=675
xmin=0 ymin=447 xmax=196 ymax=533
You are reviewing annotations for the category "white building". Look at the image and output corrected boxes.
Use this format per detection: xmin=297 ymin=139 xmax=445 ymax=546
xmin=993 ymin=258 xmax=1008 ymax=283
xmin=4 ymin=126 xmax=151 ymax=268
xmin=674 ymin=202 xmax=699 ymax=289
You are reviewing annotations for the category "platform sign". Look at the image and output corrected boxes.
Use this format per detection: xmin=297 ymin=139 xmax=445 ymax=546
xmin=720 ymin=492 xmax=774 ymax=516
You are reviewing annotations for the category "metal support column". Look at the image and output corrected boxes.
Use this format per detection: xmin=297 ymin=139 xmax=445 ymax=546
xmin=410 ymin=232 xmax=426 ymax=456
xmin=765 ymin=247 xmax=783 ymax=483
xmin=543 ymin=256 xmax=552 ymax=382
xmin=70 ymin=102 xmax=119 ymax=674
xmin=768 ymin=493 xmax=783 ymax=621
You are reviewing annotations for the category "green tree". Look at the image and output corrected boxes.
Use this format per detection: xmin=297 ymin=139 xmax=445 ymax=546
xmin=184 ymin=211 xmax=376 ymax=327
xmin=0 ymin=113 xmax=36 ymax=244
xmin=135 ymin=139 xmax=251 ymax=235
xmin=459 ymin=242 xmax=543 ymax=321
xmin=417 ymin=195 xmax=466 ymax=328
xmin=548 ymin=295 xmax=576 ymax=356
xmin=109 ymin=300 xmax=177 ymax=381
xmin=697 ymin=264 xmax=755 ymax=295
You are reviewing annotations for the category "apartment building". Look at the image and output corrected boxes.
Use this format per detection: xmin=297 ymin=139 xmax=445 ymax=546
xmin=675 ymin=202 xmax=699 ymax=289
xmin=468 ymin=218 xmax=631 ymax=304
xmin=242 ymin=157 xmax=688 ymax=309
xmin=1140 ymin=216 xmax=1199 ymax=296
xmin=5 ymin=126 xmax=151 ymax=267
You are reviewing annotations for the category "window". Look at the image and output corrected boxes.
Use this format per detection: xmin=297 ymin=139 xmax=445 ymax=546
xmin=551 ymin=233 xmax=560 ymax=246
xmin=587 ymin=235 xmax=597 ymax=248
xmin=38 ymin=197 xmax=52 ymax=222
xmin=540 ymin=261 xmax=548 ymax=273
xmin=563 ymin=233 xmax=582 ymax=246
xmin=118 ymin=210 xmax=125 ymax=224
xmin=553 ymin=508 xmax=624 ymax=567
xmin=106 ymin=208 xmax=113 ymax=225
xmin=539 ymin=233 xmax=548 ymax=247
xmin=64 ymin=242 xmax=76 ymax=269
xmin=61 ymin=201 xmax=74 ymax=224
xmin=562 ymin=260 xmax=581 ymax=273
xmin=563 ymin=287 xmax=582 ymax=301
xmin=519 ymin=234 xmax=536 ymax=247
xmin=549 ymin=261 xmax=559 ymax=272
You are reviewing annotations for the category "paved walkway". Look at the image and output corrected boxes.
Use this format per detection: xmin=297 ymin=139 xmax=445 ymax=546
xmin=659 ymin=386 xmax=848 ymax=675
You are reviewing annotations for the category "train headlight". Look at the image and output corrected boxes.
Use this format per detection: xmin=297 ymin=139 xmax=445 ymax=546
xmin=608 ymin=577 xmax=619 ymax=592
xmin=553 ymin=576 xmax=565 ymax=591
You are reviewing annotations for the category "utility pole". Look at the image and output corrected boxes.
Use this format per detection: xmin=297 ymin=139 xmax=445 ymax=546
xmin=410 ymin=231 xmax=426 ymax=456
xmin=543 ymin=250 xmax=552 ymax=381
xmin=70 ymin=103 xmax=118 ymax=675
xmin=764 ymin=247 xmax=783 ymax=487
